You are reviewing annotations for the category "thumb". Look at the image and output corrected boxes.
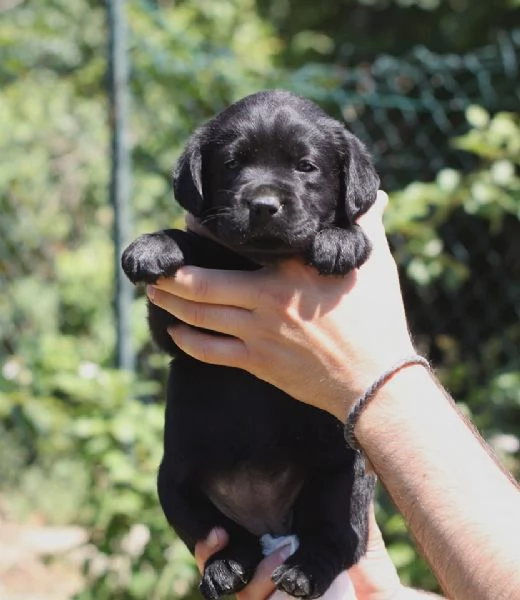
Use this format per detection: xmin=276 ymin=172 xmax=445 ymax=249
xmin=194 ymin=527 xmax=229 ymax=572
xmin=357 ymin=190 xmax=393 ymax=262
xmin=357 ymin=190 xmax=388 ymax=237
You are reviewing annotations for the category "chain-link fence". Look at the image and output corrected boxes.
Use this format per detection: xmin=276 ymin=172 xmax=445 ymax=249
xmin=1 ymin=16 xmax=519 ymax=596
xmin=336 ymin=29 xmax=520 ymax=189
xmin=1 ymin=28 xmax=519 ymax=406
xmin=323 ymin=31 xmax=520 ymax=411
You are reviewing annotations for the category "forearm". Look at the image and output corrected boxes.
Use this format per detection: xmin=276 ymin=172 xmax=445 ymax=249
xmin=353 ymin=366 xmax=520 ymax=600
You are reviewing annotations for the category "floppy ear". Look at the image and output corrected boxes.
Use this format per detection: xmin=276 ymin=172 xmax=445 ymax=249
xmin=341 ymin=129 xmax=380 ymax=222
xmin=172 ymin=132 xmax=205 ymax=216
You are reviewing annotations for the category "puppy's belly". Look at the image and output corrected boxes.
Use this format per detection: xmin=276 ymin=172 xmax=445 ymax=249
xmin=201 ymin=463 xmax=305 ymax=537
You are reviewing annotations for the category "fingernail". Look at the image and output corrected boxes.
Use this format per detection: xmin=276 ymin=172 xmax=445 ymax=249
xmin=146 ymin=285 xmax=155 ymax=302
xmin=206 ymin=527 xmax=222 ymax=550
xmin=278 ymin=543 xmax=294 ymax=562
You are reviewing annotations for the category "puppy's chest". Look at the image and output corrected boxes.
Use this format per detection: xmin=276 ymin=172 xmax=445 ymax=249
xmin=201 ymin=462 xmax=305 ymax=537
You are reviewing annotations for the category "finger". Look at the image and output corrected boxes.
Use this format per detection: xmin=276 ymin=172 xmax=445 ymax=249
xmin=185 ymin=213 xmax=197 ymax=230
xmin=194 ymin=527 xmax=229 ymax=573
xmin=169 ymin=324 xmax=249 ymax=369
xmin=154 ymin=266 xmax=262 ymax=309
xmin=348 ymin=502 xmax=401 ymax=597
xmin=357 ymin=191 xmax=393 ymax=260
xmin=148 ymin=287 xmax=251 ymax=337
xmin=320 ymin=572 xmax=358 ymax=600
xmin=357 ymin=190 xmax=388 ymax=237
xmin=237 ymin=545 xmax=292 ymax=600
xmin=366 ymin=502 xmax=386 ymax=551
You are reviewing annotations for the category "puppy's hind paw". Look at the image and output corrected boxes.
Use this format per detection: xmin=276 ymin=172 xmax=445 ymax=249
xmin=272 ymin=563 xmax=323 ymax=599
xmin=200 ymin=558 xmax=252 ymax=600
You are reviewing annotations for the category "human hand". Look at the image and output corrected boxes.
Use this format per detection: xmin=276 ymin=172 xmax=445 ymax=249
xmin=193 ymin=504 xmax=403 ymax=600
xmin=194 ymin=528 xmax=358 ymax=600
xmin=147 ymin=191 xmax=415 ymax=421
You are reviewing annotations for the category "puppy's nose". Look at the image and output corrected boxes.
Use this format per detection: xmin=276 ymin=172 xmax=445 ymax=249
xmin=249 ymin=196 xmax=281 ymax=222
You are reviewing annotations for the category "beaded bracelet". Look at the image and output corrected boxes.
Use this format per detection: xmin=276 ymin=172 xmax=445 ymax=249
xmin=344 ymin=355 xmax=431 ymax=451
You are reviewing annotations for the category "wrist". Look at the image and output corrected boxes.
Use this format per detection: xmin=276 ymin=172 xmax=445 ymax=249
xmin=348 ymin=363 xmax=520 ymax=600
xmin=344 ymin=356 xmax=430 ymax=450
xmin=353 ymin=364 xmax=435 ymax=451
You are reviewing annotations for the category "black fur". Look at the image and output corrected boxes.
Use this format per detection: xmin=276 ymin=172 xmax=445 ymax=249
xmin=122 ymin=90 xmax=379 ymax=599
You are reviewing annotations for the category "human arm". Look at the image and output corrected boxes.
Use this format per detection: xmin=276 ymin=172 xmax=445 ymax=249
xmin=147 ymin=192 xmax=520 ymax=599
xmin=355 ymin=365 xmax=520 ymax=600
xmin=194 ymin=530 xmax=357 ymax=599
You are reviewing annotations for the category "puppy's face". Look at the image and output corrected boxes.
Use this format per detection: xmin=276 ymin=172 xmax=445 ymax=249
xmin=174 ymin=91 xmax=379 ymax=261
xmin=202 ymin=112 xmax=343 ymax=259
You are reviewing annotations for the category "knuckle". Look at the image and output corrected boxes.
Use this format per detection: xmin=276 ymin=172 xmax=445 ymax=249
xmin=191 ymin=273 xmax=210 ymax=301
xmin=197 ymin=342 xmax=213 ymax=366
xmin=256 ymin=284 xmax=289 ymax=313
xmin=252 ymin=284 xmax=271 ymax=309
xmin=245 ymin=347 xmax=267 ymax=378
xmin=280 ymin=301 xmax=301 ymax=325
xmin=187 ymin=302 xmax=207 ymax=328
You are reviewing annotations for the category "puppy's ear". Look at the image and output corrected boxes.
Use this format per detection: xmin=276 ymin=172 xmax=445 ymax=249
xmin=341 ymin=129 xmax=380 ymax=222
xmin=173 ymin=133 xmax=204 ymax=216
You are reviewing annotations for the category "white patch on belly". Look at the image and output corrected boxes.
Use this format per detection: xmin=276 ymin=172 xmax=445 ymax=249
xmin=201 ymin=463 xmax=305 ymax=536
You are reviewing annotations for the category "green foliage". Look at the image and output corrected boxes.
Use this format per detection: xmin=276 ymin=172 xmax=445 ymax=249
xmin=258 ymin=0 xmax=517 ymax=64
xmin=387 ymin=109 xmax=520 ymax=422
xmin=126 ymin=0 xmax=281 ymax=226
xmin=386 ymin=109 xmax=520 ymax=288
xmin=379 ymin=109 xmax=520 ymax=589
xmin=0 ymin=0 xmax=280 ymax=597
xmin=1 ymin=0 xmax=518 ymax=597
xmin=0 ymin=361 xmax=196 ymax=598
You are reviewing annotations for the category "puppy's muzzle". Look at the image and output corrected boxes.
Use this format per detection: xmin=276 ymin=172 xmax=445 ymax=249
xmin=248 ymin=195 xmax=282 ymax=225
xmin=241 ymin=183 xmax=284 ymax=230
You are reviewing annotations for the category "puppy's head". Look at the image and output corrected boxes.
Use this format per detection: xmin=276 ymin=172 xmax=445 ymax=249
xmin=174 ymin=90 xmax=379 ymax=261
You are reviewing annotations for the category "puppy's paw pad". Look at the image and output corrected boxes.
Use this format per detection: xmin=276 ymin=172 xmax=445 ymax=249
xmin=200 ymin=558 xmax=250 ymax=600
xmin=272 ymin=564 xmax=319 ymax=599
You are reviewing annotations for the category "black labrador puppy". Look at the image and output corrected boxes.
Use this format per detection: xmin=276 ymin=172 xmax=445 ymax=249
xmin=122 ymin=90 xmax=379 ymax=600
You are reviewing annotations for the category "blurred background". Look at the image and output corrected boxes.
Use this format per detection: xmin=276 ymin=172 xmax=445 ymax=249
xmin=0 ymin=0 xmax=519 ymax=598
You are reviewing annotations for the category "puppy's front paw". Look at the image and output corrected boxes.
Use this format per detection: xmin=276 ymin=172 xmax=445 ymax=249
xmin=307 ymin=226 xmax=371 ymax=275
xmin=200 ymin=557 xmax=253 ymax=600
xmin=121 ymin=232 xmax=184 ymax=284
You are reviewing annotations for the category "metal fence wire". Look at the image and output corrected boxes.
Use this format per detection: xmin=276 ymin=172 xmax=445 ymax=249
xmin=338 ymin=29 xmax=520 ymax=190
xmin=326 ymin=30 xmax=520 ymax=410
xmin=1 ymin=30 xmax=519 ymax=419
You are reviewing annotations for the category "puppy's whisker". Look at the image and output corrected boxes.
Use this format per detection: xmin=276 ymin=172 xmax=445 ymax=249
xmin=199 ymin=215 xmax=220 ymax=226
xmin=202 ymin=209 xmax=232 ymax=219
xmin=199 ymin=209 xmax=234 ymax=226
xmin=205 ymin=206 xmax=234 ymax=215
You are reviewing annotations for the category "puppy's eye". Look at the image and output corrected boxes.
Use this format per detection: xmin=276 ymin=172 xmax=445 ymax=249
xmin=225 ymin=159 xmax=240 ymax=170
xmin=296 ymin=160 xmax=317 ymax=173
